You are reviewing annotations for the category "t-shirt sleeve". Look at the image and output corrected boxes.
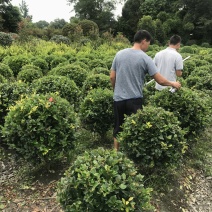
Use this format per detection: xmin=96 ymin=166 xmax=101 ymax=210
xmin=175 ymin=54 xmax=183 ymax=70
xmin=111 ymin=55 xmax=117 ymax=71
xmin=146 ymin=56 xmax=158 ymax=76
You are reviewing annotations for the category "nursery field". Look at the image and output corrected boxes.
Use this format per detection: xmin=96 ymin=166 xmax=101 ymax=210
xmin=0 ymin=39 xmax=211 ymax=211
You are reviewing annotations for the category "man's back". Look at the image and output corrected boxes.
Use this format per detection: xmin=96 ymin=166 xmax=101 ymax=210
xmin=112 ymin=48 xmax=157 ymax=101
xmin=154 ymin=46 xmax=183 ymax=91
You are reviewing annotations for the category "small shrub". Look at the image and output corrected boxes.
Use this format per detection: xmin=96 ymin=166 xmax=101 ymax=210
xmin=30 ymin=75 xmax=80 ymax=109
xmin=78 ymin=20 xmax=99 ymax=39
xmin=185 ymin=69 xmax=212 ymax=91
xmin=17 ymin=67 xmax=43 ymax=84
xmin=32 ymin=58 xmax=48 ymax=75
xmin=0 ymin=74 xmax=7 ymax=83
xmin=143 ymin=81 xmax=156 ymax=106
xmin=62 ymin=23 xmax=78 ymax=36
xmin=88 ymin=58 xmax=108 ymax=70
xmin=92 ymin=67 xmax=110 ymax=75
xmin=0 ymin=32 xmax=13 ymax=47
xmin=0 ymin=81 xmax=29 ymax=125
xmin=57 ymin=147 xmax=153 ymax=211
xmin=82 ymin=73 xmax=112 ymax=96
xmin=50 ymin=56 xmax=67 ymax=69
xmin=104 ymin=56 xmax=114 ymax=69
xmin=44 ymin=55 xmax=58 ymax=70
xmin=0 ymin=63 xmax=14 ymax=80
xmin=180 ymin=46 xmax=195 ymax=54
xmin=50 ymin=35 xmax=70 ymax=45
xmin=2 ymin=55 xmax=30 ymax=77
xmin=182 ymin=60 xmax=196 ymax=78
xmin=150 ymin=88 xmax=210 ymax=140
xmin=79 ymin=88 xmax=113 ymax=137
xmin=201 ymin=42 xmax=210 ymax=48
xmin=2 ymin=93 xmax=76 ymax=164
xmin=48 ymin=64 xmax=88 ymax=88
xmin=118 ymin=106 xmax=187 ymax=168
xmin=71 ymin=61 xmax=88 ymax=70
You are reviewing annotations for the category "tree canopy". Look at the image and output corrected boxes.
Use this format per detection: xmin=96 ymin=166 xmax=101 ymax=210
xmin=67 ymin=0 xmax=125 ymax=32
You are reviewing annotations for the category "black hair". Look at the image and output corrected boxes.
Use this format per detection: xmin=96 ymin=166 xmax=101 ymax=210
xmin=169 ymin=35 xmax=181 ymax=45
xmin=134 ymin=30 xmax=152 ymax=43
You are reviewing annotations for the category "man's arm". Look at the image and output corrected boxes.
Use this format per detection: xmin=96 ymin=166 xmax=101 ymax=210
xmin=153 ymin=73 xmax=181 ymax=89
xmin=110 ymin=70 xmax=116 ymax=90
xmin=176 ymin=70 xmax=182 ymax=77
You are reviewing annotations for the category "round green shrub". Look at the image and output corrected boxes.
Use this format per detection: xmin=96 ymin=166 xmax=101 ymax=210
xmin=50 ymin=56 xmax=67 ymax=69
xmin=201 ymin=42 xmax=210 ymax=48
xmin=118 ymin=106 xmax=187 ymax=168
xmin=32 ymin=58 xmax=48 ymax=75
xmin=104 ymin=56 xmax=114 ymax=69
xmin=48 ymin=64 xmax=88 ymax=88
xmin=88 ymin=58 xmax=108 ymax=70
xmin=78 ymin=20 xmax=99 ymax=39
xmin=44 ymin=55 xmax=58 ymax=70
xmin=79 ymin=88 xmax=113 ymax=137
xmin=71 ymin=61 xmax=89 ymax=70
xmin=57 ymin=147 xmax=153 ymax=211
xmin=2 ymin=93 xmax=76 ymax=164
xmin=2 ymin=55 xmax=30 ymax=77
xmin=0 ymin=74 xmax=7 ymax=83
xmin=17 ymin=67 xmax=43 ymax=84
xmin=92 ymin=67 xmax=110 ymax=75
xmin=194 ymin=59 xmax=209 ymax=67
xmin=0 ymin=81 xmax=29 ymax=125
xmin=0 ymin=63 xmax=14 ymax=79
xmin=50 ymin=35 xmax=70 ymax=45
xmin=77 ymin=57 xmax=90 ymax=65
xmin=150 ymin=88 xmax=210 ymax=140
xmin=180 ymin=46 xmax=195 ymax=54
xmin=143 ymin=81 xmax=156 ymax=106
xmin=183 ymin=60 xmax=196 ymax=78
xmin=62 ymin=23 xmax=78 ymax=36
xmin=30 ymin=75 xmax=80 ymax=110
xmin=203 ymin=55 xmax=212 ymax=63
xmin=185 ymin=69 xmax=212 ymax=91
xmin=82 ymin=73 xmax=112 ymax=97
xmin=0 ymin=32 xmax=13 ymax=47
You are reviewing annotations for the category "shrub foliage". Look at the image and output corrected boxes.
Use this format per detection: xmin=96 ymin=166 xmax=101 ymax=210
xmin=30 ymin=75 xmax=80 ymax=109
xmin=118 ymin=106 xmax=187 ymax=168
xmin=2 ymin=94 xmax=76 ymax=164
xmin=150 ymin=88 xmax=210 ymax=140
xmin=79 ymin=88 xmax=113 ymax=137
xmin=57 ymin=147 xmax=153 ymax=211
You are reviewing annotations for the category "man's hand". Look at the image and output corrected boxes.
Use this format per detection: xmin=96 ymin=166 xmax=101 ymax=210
xmin=171 ymin=81 xmax=181 ymax=89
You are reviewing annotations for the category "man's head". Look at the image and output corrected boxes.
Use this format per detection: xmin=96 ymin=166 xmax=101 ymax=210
xmin=133 ymin=30 xmax=152 ymax=52
xmin=169 ymin=35 xmax=181 ymax=50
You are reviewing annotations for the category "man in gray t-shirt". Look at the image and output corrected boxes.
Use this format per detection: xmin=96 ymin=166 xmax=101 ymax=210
xmin=154 ymin=35 xmax=183 ymax=91
xmin=110 ymin=30 xmax=181 ymax=151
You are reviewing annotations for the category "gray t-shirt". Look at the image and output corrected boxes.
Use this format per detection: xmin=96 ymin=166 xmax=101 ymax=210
xmin=111 ymin=48 xmax=158 ymax=101
xmin=154 ymin=47 xmax=183 ymax=90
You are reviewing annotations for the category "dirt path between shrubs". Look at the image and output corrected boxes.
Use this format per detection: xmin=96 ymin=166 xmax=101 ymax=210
xmin=0 ymin=148 xmax=211 ymax=212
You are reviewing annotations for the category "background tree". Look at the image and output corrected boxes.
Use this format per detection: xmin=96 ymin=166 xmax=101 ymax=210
xmin=49 ymin=18 xmax=67 ymax=29
xmin=34 ymin=20 xmax=49 ymax=29
xmin=178 ymin=0 xmax=212 ymax=44
xmin=137 ymin=15 xmax=156 ymax=41
xmin=19 ymin=0 xmax=31 ymax=19
xmin=116 ymin=0 xmax=143 ymax=42
xmin=0 ymin=0 xmax=10 ymax=30
xmin=1 ymin=4 xmax=22 ymax=32
xmin=67 ymin=0 xmax=125 ymax=32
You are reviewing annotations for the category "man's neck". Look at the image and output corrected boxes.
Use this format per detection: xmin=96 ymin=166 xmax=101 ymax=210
xmin=132 ymin=43 xmax=141 ymax=50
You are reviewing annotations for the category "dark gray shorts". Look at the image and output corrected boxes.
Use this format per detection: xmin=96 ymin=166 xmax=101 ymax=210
xmin=113 ymin=98 xmax=143 ymax=138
